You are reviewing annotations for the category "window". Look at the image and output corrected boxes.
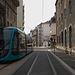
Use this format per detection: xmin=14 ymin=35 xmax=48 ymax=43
xmin=11 ymin=31 xmax=26 ymax=55
xmin=11 ymin=24 xmax=12 ymax=26
xmin=65 ymin=30 xmax=67 ymax=47
xmin=57 ymin=36 xmax=58 ymax=44
xmin=61 ymin=32 xmax=63 ymax=46
xmin=69 ymin=0 xmax=72 ymax=14
xmin=7 ymin=22 xmax=9 ymax=27
xmin=10 ymin=10 xmax=12 ymax=20
xmin=69 ymin=26 xmax=72 ymax=48
xmin=64 ymin=9 xmax=66 ymax=19
xmin=59 ymin=18 xmax=60 ymax=25
xmin=2 ymin=15 xmax=4 ymax=25
xmin=61 ymin=0 xmax=62 ymax=5
xmin=0 ymin=29 xmax=12 ymax=58
xmin=19 ymin=33 xmax=25 ymax=49
xmin=7 ymin=7 xmax=9 ymax=18
xmin=59 ymin=36 xmax=60 ymax=44
xmin=12 ymin=32 xmax=18 ymax=50
xmin=61 ymin=14 xmax=63 ymax=23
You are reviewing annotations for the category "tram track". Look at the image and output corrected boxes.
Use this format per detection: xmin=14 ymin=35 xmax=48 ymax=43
xmin=12 ymin=51 xmax=39 ymax=75
xmin=27 ymin=51 xmax=55 ymax=75
xmin=26 ymin=51 xmax=73 ymax=75
xmin=47 ymin=51 xmax=73 ymax=75
xmin=27 ymin=52 xmax=40 ymax=75
xmin=46 ymin=51 xmax=57 ymax=75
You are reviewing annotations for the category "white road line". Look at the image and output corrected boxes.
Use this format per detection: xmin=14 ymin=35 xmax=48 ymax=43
xmin=27 ymin=52 xmax=40 ymax=75
xmin=46 ymin=52 xmax=57 ymax=75
xmin=49 ymin=51 xmax=75 ymax=75
xmin=10 ymin=52 xmax=35 ymax=75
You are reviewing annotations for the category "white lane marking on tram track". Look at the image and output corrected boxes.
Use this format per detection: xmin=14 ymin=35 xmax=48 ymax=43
xmin=46 ymin=52 xmax=57 ymax=75
xmin=27 ymin=52 xmax=40 ymax=75
xmin=10 ymin=52 xmax=35 ymax=75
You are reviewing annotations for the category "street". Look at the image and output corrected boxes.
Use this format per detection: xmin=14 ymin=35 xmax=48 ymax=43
xmin=0 ymin=48 xmax=75 ymax=75
xmin=1 ymin=0 xmax=75 ymax=75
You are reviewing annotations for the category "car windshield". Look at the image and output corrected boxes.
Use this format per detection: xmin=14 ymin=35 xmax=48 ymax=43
xmin=0 ymin=28 xmax=13 ymax=50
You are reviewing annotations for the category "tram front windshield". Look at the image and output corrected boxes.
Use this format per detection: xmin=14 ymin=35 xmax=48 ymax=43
xmin=0 ymin=28 xmax=12 ymax=58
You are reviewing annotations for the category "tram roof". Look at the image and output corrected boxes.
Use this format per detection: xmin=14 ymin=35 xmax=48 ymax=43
xmin=1 ymin=27 xmax=32 ymax=39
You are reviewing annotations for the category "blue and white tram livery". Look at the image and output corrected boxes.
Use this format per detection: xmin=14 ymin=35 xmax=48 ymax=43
xmin=0 ymin=27 xmax=33 ymax=61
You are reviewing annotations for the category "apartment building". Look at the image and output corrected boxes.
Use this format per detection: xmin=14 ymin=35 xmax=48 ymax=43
xmin=32 ymin=28 xmax=38 ymax=46
xmin=36 ymin=23 xmax=43 ymax=46
xmin=6 ymin=0 xmax=19 ymax=27
xmin=50 ymin=16 xmax=56 ymax=41
xmin=0 ymin=0 xmax=6 ymax=27
xmin=56 ymin=0 xmax=75 ymax=54
xmin=32 ymin=21 xmax=50 ymax=47
xmin=17 ymin=0 xmax=24 ymax=30
xmin=42 ymin=21 xmax=50 ymax=47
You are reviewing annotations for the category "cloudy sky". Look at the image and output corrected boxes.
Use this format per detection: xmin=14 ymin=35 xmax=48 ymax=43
xmin=23 ymin=0 xmax=56 ymax=34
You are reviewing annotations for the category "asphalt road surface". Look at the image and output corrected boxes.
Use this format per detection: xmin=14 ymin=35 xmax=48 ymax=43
xmin=12 ymin=48 xmax=73 ymax=75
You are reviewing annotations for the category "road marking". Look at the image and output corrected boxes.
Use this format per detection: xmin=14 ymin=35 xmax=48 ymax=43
xmin=27 ymin=51 xmax=40 ymax=75
xmin=10 ymin=52 xmax=35 ymax=75
xmin=46 ymin=52 xmax=57 ymax=75
xmin=49 ymin=51 xmax=75 ymax=75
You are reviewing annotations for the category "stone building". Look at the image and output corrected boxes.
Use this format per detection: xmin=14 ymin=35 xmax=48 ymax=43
xmin=17 ymin=0 xmax=24 ymax=30
xmin=33 ymin=21 xmax=50 ymax=47
xmin=0 ymin=0 xmax=6 ymax=28
xmin=32 ymin=28 xmax=38 ymax=47
xmin=42 ymin=21 xmax=50 ymax=47
xmin=6 ymin=0 xmax=19 ymax=27
xmin=50 ymin=16 xmax=56 ymax=41
xmin=56 ymin=0 xmax=75 ymax=54
xmin=37 ymin=23 xmax=43 ymax=46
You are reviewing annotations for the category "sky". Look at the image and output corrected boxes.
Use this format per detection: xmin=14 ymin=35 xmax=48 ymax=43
xmin=23 ymin=0 xmax=56 ymax=34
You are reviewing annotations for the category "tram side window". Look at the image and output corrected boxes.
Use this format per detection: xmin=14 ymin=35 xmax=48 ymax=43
xmin=11 ymin=32 xmax=19 ymax=55
xmin=19 ymin=34 xmax=25 ymax=49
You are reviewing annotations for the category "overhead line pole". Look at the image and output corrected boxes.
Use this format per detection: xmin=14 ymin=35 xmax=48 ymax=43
xmin=42 ymin=0 xmax=44 ymax=22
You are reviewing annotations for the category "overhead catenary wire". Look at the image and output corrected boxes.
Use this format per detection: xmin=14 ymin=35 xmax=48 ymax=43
xmin=42 ymin=0 xmax=44 ymax=22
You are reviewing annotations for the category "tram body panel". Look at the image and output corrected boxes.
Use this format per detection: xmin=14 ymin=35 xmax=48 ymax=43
xmin=0 ymin=27 xmax=33 ymax=61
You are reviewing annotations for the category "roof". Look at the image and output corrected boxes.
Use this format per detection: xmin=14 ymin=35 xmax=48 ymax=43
xmin=37 ymin=21 xmax=50 ymax=27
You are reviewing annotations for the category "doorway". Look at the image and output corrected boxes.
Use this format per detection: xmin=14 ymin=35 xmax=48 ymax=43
xmin=69 ymin=26 xmax=72 ymax=48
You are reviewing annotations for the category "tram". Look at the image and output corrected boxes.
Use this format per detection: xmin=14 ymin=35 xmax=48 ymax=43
xmin=0 ymin=27 xmax=33 ymax=61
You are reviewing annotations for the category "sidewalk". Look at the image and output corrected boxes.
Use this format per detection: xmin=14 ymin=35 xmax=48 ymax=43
xmin=51 ymin=49 xmax=75 ymax=70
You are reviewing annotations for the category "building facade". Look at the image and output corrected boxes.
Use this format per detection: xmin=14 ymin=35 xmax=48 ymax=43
xmin=50 ymin=16 xmax=56 ymax=41
xmin=17 ymin=0 xmax=24 ymax=30
xmin=0 ymin=0 xmax=6 ymax=28
xmin=56 ymin=0 xmax=75 ymax=54
xmin=6 ymin=0 xmax=19 ymax=27
xmin=37 ymin=23 xmax=43 ymax=46
xmin=42 ymin=21 xmax=50 ymax=47
xmin=32 ymin=28 xmax=38 ymax=46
